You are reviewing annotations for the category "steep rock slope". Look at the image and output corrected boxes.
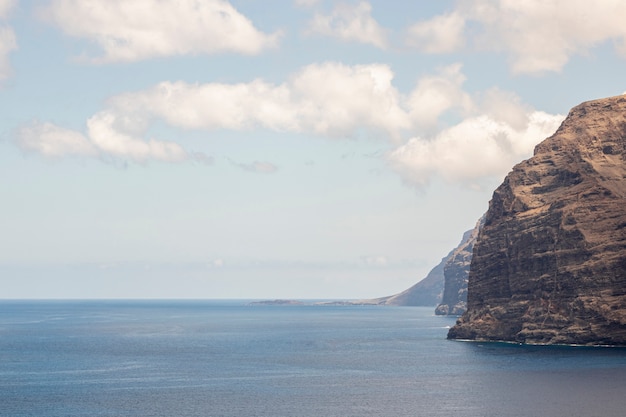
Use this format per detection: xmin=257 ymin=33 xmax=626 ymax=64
xmin=435 ymin=217 xmax=483 ymax=315
xmin=449 ymin=95 xmax=626 ymax=345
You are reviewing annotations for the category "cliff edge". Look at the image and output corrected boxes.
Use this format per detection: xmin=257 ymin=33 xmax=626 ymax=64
xmin=448 ymin=95 xmax=626 ymax=345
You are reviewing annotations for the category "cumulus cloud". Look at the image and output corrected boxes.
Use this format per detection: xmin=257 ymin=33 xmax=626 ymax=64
xmin=16 ymin=61 xmax=563 ymax=186
xmin=40 ymin=0 xmax=281 ymax=63
xmin=86 ymin=111 xmax=188 ymax=163
xmin=17 ymin=115 xmax=190 ymax=164
xmin=305 ymin=1 xmax=387 ymax=48
xmin=388 ymin=111 xmax=564 ymax=188
xmin=17 ymin=61 xmax=413 ymax=164
xmin=0 ymin=0 xmax=16 ymax=82
xmin=407 ymin=63 xmax=473 ymax=128
xmin=17 ymin=122 xmax=98 ymax=158
xmin=108 ymin=62 xmax=411 ymax=140
xmin=478 ymin=88 xmax=533 ymax=130
xmin=409 ymin=0 xmax=626 ymax=74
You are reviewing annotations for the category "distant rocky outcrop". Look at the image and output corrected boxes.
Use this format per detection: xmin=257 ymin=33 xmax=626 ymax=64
xmin=435 ymin=217 xmax=483 ymax=315
xmin=362 ymin=224 xmax=481 ymax=308
xmin=366 ymin=257 xmax=446 ymax=306
xmin=448 ymin=95 xmax=626 ymax=345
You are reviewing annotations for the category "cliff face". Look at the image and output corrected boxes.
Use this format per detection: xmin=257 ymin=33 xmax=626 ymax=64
xmin=435 ymin=217 xmax=483 ymax=315
xmin=448 ymin=95 xmax=626 ymax=345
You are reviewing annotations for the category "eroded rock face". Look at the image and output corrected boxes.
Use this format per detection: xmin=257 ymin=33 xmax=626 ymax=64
xmin=448 ymin=95 xmax=626 ymax=345
xmin=435 ymin=217 xmax=483 ymax=316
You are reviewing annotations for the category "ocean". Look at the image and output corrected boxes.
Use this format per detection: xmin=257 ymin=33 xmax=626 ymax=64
xmin=2 ymin=300 xmax=626 ymax=417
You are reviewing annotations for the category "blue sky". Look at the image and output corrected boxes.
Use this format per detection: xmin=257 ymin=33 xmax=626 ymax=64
xmin=1 ymin=0 xmax=625 ymax=299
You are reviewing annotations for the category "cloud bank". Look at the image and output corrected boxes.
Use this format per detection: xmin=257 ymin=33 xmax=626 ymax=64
xmin=17 ymin=62 xmax=409 ymax=164
xmin=18 ymin=117 xmax=189 ymax=164
xmin=16 ymin=62 xmax=563 ymax=187
xmin=407 ymin=0 xmax=626 ymax=74
xmin=108 ymin=62 xmax=409 ymax=138
xmin=298 ymin=1 xmax=626 ymax=75
xmin=388 ymin=111 xmax=563 ymax=188
xmin=40 ymin=0 xmax=281 ymax=63
xmin=34 ymin=0 xmax=626 ymax=75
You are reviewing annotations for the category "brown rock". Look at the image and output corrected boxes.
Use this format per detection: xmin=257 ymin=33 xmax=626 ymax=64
xmin=448 ymin=95 xmax=626 ymax=345
xmin=435 ymin=216 xmax=483 ymax=315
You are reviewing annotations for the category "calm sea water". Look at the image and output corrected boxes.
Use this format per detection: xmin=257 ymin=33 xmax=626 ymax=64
xmin=2 ymin=301 xmax=626 ymax=417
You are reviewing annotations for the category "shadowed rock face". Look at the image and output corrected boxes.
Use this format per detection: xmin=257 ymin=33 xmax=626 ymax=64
xmin=435 ymin=217 xmax=483 ymax=316
xmin=448 ymin=95 xmax=626 ymax=345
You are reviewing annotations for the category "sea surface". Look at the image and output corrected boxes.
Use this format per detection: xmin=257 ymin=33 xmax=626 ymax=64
xmin=2 ymin=300 xmax=626 ymax=417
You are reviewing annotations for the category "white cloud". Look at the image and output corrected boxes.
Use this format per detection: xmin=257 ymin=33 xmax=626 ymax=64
xmin=388 ymin=111 xmax=564 ymax=188
xmin=16 ymin=61 xmax=563 ymax=186
xmin=411 ymin=0 xmax=626 ymax=74
xmin=406 ymin=12 xmax=465 ymax=53
xmin=111 ymin=79 xmax=296 ymax=132
xmin=0 ymin=0 xmax=15 ymax=17
xmin=40 ymin=0 xmax=281 ymax=63
xmin=407 ymin=63 xmax=473 ymax=128
xmin=288 ymin=62 xmax=408 ymax=138
xmin=306 ymin=2 xmax=387 ymax=48
xmin=478 ymin=88 xmax=533 ymax=130
xmin=17 ymin=122 xmax=98 ymax=158
xmin=86 ymin=111 xmax=188 ymax=163
xmin=109 ymin=62 xmax=411 ymax=140
xmin=17 ymin=115 xmax=188 ymax=164
xmin=17 ymin=62 xmax=413 ymax=163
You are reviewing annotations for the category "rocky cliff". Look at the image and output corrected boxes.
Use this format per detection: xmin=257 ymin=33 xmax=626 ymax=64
xmin=435 ymin=217 xmax=483 ymax=315
xmin=448 ymin=95 xmax=626 ymax=345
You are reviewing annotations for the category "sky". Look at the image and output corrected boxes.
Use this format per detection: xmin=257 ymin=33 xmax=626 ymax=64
xmin=1 ymin=0 xmax=625 ymax=299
